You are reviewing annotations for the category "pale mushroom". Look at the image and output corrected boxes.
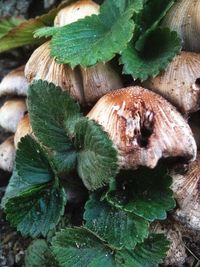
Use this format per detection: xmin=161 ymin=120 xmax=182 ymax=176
xmin=0 ymin=99 xmax=27 ymax=133
xmin=0 ymin=136 xmax=16 ymax=172
xmin=0 ymin=65 xmax=28 ymax=97
xmin=171 ymin=152 xmax=200 ymax=230
xmin=143 ymin=52 xmax=200 ymax=114
xmin=25 ymin=0 xmax=122 ymax=105
xmin=87 ymin=86 xmax=197 ymax=169
xmin=14 ymin=114 xmax=32 ymax=148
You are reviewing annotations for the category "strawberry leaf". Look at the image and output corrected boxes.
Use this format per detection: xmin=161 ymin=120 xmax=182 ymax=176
xmin=105 ymin=166 xmax=176 ymax=221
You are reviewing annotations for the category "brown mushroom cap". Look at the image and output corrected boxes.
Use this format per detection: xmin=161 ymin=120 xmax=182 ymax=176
xmin=25 ymin=41 xmax=122 ymax=105
xmin=0 ymin=136 xmax=16 ymax=172
xmin=171 ymin=152 xmax=200 ymax=230
xmin=54 ymin=0 xmax=99 ymax=27
xmin=143 ymin=52 xmax=200 ymax=114
xmin=0 ymin=65 xmax=28 ymax=97
xmin=87 ymin=86 xmax=197 ymax=169
xmin=151 ymin=220 xmax=187 ymax=266
xmin=0 ymin=99 xmax=27 ymax=133
xmin=14 ymin=114 xmax=32 ymax=148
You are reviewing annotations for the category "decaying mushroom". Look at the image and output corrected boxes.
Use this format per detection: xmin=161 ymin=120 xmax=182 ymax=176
xmin=14 ymin=114 xmax=31 ymax=147
xmin=171 ymin=153 xmax=200 ymax=231
xmin=87 ymin=86 xmax=197 ymax=169
xmin=162 ymin=0 xmax=200 ymax=52
xmin=0 ymin=136 xmax=16 ymax=172
xmin=0 ymin=99 xmax=27 ymax=133
xmin=188 ymin=111 xmax=200 ymax=149
xmin=0 ymin=65 xmax=28 ymax=97
xmin=143 ymin=52 xmax=200 ymax=114
xmin=25 ymin=0 xmax=122 ymax=105
xmin=151 ymin=219 xmax=187 ymax=266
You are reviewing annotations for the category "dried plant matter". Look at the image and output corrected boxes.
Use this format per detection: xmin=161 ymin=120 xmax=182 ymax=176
xmin=172 ymin=153 xmax=200 ymax=230
xmin=162 ymin=0 xmax=200 ymax=52
xmin=0 ymin=99 xmax=27 ymax=133
xmin=0 ymin=65 xmax=28 ymax=97
xmin=87 ymin=86 xmax=197 ymax=169
xmin=0 ymin=136 xmax=16 ymax=172
xmin=143 ymin=52 xmax=200 ymax=114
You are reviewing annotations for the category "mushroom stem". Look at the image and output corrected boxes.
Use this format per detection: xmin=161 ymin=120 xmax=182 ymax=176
xmin=0 ymin=136 xmax=16 ymax=172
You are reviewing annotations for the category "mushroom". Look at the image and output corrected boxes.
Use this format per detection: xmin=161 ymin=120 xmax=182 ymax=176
xmin=87 ymin=86 xmax=197 ymax=169
xmin=162 ymin=0 xmax=200 ymax=52
xmin=25 ymin=0 xmax=122 ymax=105
xmin=54 ymin=0 xmax=99 ymax=26
xmin=14 ymin=114 xmax=32 ymax=147
xmin=143 ymin=52 xmax=200 ymax=114
xmin=0 ymin=65 xmax=28 ymax=97
xmin=0 ymin=136 xmax=16 ymax=172
xmin=171 ymin=152 xmax=200 ymax=231
xmin=151 ymin=219 xmax=187 ymax=267
xmin=188 ymin=111 xmax=200 ymax=149
xmin=0 ymin=99 xmax=27 ymax=133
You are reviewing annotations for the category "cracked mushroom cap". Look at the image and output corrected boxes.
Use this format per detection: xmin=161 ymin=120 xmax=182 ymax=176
xmin=143 ymin=52 xmax=200 ymax=114
xmin=171 ymin=153 xmax=200 ymax=230
xmin=0 ymin=99 xmax=27 ymax=133
xmin=87 ymin=86 xmax=197 ymax=169
xmin=14 ymin=114 xmax=32 ymax=147
xmin=0 ymin=65 xmax=28 ymax=97
xmin=54 ymin=0 xmax=99 ymax=27
xmin=0 ymin=136 xmax=16 ymax=172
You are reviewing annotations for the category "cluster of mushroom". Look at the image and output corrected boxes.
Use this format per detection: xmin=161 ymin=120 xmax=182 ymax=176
xmin=0 ymin=0 xmax=200 ymax=265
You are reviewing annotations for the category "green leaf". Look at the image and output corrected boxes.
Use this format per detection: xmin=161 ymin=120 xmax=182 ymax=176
xmin=34 ymin=26 xmax=60 ymax=38
xmin=135 ymin=0 xmax=175 ymax=50
xmin=84 ymin=195 xmax=149 ymax=249
xmin=106 ymin=166 xmax=176 ymax=221
xmin=51 ymin=228 xmax=169 ymax=267
xmin=28 ymin=80 xmax=80 ymax=173
xmin=25 ymin=239 xmax=58 ymax=267
xmin=116 ymin=234 xmax=170 ymax=267
xmin=16 ymin=135 xmax=53 ymax=183
xmin=75 ymin=118 xmax=118 ymax=190
xmin=50 ymin=0 xmax=143 ymax=67
xmin=0 ymin=17 xmax=24 ymax=38
xmin=5 ymin=184 xmax=66 ymax=237
xmin=52 ymin=228 xmax=115 ymax=267
xmin=120 ymin=28 xmax=181 ymax=81
xmin=2 ymin=136 xmax=53 ymax=207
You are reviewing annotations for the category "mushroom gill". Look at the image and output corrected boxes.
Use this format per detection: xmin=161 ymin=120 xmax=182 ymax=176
xmin=143 ymin=52 xmax=200 ymax=114
xmin=87 ymin=86 xmax=197 ymax=169
xmin=171 ymin=153 xmax=200 ymax=230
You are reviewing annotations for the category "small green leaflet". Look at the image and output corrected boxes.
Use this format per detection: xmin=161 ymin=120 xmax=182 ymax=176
xmin=105 ymin=166 xmax=176 ymax=221
xmin=52 ymin=228 xmax=115 ymax=267
xmin=120 ymin=28 xmax=181 ymax=81
xmin=25 ymin=239 xmax=58 ymax=267
xmin=28 ymin=80 xmax=80 ymax=173
xmin=48 ymin=0 xmax=143 ymax=67
xmin=3 ymin=136 xmax=66 ymax=237
xmin=0 ymin=17 xmax=24 ymax=38
xmin=116 ymin=234 xmax=170 ymax=267
xmin=84 ymin=195 xmax=149 ymax=249
xmin=5 ymin=184 xmax=66 ymax=238
xmin=75 ymin=118 xmax=118 ymax=190
xmin=51 ymin=228 xmax=169 ymax=267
